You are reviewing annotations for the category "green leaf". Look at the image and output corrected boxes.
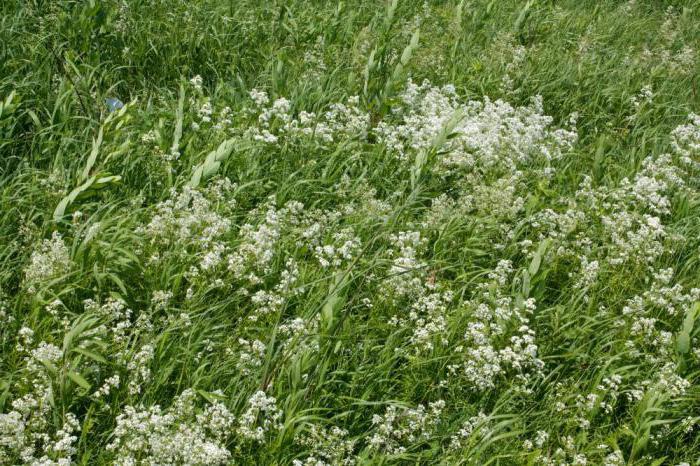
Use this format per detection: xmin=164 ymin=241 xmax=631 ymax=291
xmin=72 ymin=348 xmax=107 ymax=364
xmin=514 ymin=0 xmax=535 ymax=39
xmin=68 ymin=371 xmax=91 ymax=390
xmin=196 ymin=389 xmax=226 ymax=403
xmin=522 ymin=270 xmax=531 ymax=297
xmin=38 ymin=359 xmax=58 ymax=378
xmin=171 ymin=82 xmax=185 ymax=157
xmin=80 ymin=126 xmax=103 ymax=182
xmin=363 ymin=48 xmax=376 ymax=97
xmin=53 ymin=173 xmax=121 ymax=221
xmin=677 ymin=302 xmax=698 ymax=354
xmin=431 ymin=107 xmax=464 ymax=151
xmin=676 ymin=331 xmax=690 ymax=354
xmin=64 ymin=315 xmax=99 ymax=353
xmin=410 ymin=149 xmax=428 ymax=191
xmin=682 ymin=302 xmax=698 ymax=335
xmin=382 ymin=29 xmax=420 ymax=102
xmin=321 ymin=272 xmax=348 ymax=332
xmin=188 ymin=138 xmax=237 ymax=187
xmin=528 ymin=239 xmax=551 ymax=276
xmin=384 ymin=0 xmax=398 ymax=28
xmin=400 ymin=29 xmax=420 ymax=67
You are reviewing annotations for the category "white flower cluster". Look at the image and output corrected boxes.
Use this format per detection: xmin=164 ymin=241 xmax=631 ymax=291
xmin=107 ymin=389 xmax=234 ymax=465
xmin=375 ymin=79 xmax=577 ymax=170
xmin=630 ymin=7 xmax=696 ymax=76
xmin=530 ymin=132 xmax=691 ymax=274
xmin=82 ymin=297 xmax=134 ymax=352
xmin=535 ymin=434 xmax=588 ymax=465
xmin=384 ymin=231 xmax=427 ymax=298
xmin=602 ymin=212 xmax=665 ymax=267
xmin=293 ymin=424 xmax=356 ymax=466
xmin=368 ymin=401 xmax=445 ymax=455
xmin=621 ymin=268 xmax=699 ymax=363
xmin=314 ymin=228 xmax=361 ymax=269
xmin=500 ymin=43 xmax=527 ymax=95
xmin=245 ymin=89 xmax=369 ymax=145
xmin=143 ymin=184 xmax=233 ymax=250
xmin=126 ymin=344 xmax=154 ymax=395
xmin=556 ymin=375 xmax=624 ymax=431
xmin=226 ymin=200 xmax=290 ymax=281
xmin=671 ymin=113 xmax=700 ymax=164
xmin=456 ymin=260 xmax=543 ymax=391
xmin=628 ymin=153 xmax=685 ymax=215
xmin=150 ymin=290 xmax=173 ymax=311
xmin=390 ymin=290 xmax=454 ymax=354
xmin=93 ymin=374 xmax=120 ymax=398
xmin=235 ymin=338 xmax=266 ymax=375
xmin=448 ymin=411 xmax=489 ymax=450
xmin=0 ymin=409 xmax=81 ymax=466
xmin=140 ymin=181 xmax=238 ymax=282
xmin=236 ymin=390 xmax=283 ymax=443
xmin=0 ymin=335 xmax=79 ymax=465
xmin=0 ymin=296 xmax=10 ymax=326
xmin=8 ymin=70 xmax=699 ymax=463
xmin=630 ymin=84 xmax=653 ymax=111
xmin=23 ymin=232 xmax=72 ymax=293
xmin=277 ymin=315 xmax=320 ymax=357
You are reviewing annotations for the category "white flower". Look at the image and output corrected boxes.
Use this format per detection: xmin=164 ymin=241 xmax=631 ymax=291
xmin=237 ymin=391 xmax=283 ymax=442
xmin=24 ymin=232 xmax=72 ymax=293
xmin=108 ymin=389 xmax=233 ymax=465
xmin=190 ymin=75 xmax=203 ymax=91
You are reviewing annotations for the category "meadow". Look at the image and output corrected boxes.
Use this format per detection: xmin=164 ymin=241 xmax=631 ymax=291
xmin=1 ymin=0 xmax=700 ymax=464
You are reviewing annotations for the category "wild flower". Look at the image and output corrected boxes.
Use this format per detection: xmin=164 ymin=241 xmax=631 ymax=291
xmin=150 ymin=290 xmax=172 ymax=311
xmin=249 ymin=88 xmax=269 ymax=107
xmin=93 ymin=374 xmax=120 ymax=398
xmin=383 ymin=231 xmax=428 ymax=298
xmin=294 ymin=424 xmax=356 ymax=465
xmin=314 ymin=228 xmax=361 ymax=269
xmin=83 ymin=297 xmax=133 ymax=350
xmin=572 ymin=256 xmax=599 ymax=290
xmin=375 ymin=79 xmax=577 ymax=169
xmin=278 ymin=315 xmax=320 ymax=356
xmin=198 ymin=101 xmax=213 ymax=125
xmin=127 ymin=344 xmax=154 ymax=395
xmin=4 ymin=11 xmax=700 ymax=463
xmin=630 ymin=84 xmax=653 ymax=110
xmin=107 ymin=389 xmax=233 ymax=465
xmin=227 ymin=200 xmax=284 ymax=280
xmin=602 ymin=212 xmax=665 ymax=267
xmin=390 ymin=289 xmax=453 ymax=354
xmin=652 ymin=363 xmax=690 ymax=397
xmin=24 ymin=232 xmax=72 ymax=293
xmin=245 ymin=93 xmax=368 ymax=146
xmin=449 ymin=412 xmax=489 ymax=450
xmin=237 ymin=391 xmax=283 ymax=443
xmin=458 ymin=263 xmax=543 ymax=391
xmin=501 ymin=43 xmax=527 ymax=95
xmin=236 ymin=338 xmax=266 ymax=375
xmin=671 ymin=113 xmax=700 ymax=163
xmin=598 ymin=449 xmax=625 ymax=466
xmin=368 ymin=401 xmax=445 ymax=455
xmin=190 ymin=75 xmax=203 ymax=92
xmin=0 ymin=334 xmax=81 ymax=465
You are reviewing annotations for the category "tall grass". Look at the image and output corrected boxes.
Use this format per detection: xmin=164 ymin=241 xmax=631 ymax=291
xmin=1 ymin=0 xmax=699 ymax=464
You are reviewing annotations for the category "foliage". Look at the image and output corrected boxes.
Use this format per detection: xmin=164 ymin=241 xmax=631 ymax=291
xmin=1 ymin=0 xmax=699 ymax=464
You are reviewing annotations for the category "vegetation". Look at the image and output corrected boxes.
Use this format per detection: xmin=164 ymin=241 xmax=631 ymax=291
xmin=1 ymin=0 xmax=699 ymax=464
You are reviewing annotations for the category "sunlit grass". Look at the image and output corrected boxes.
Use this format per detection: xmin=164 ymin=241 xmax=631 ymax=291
xmin=1 ymin=0 xmax=699 ymax=464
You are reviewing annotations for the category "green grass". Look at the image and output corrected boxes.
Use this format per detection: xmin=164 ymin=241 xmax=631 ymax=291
xmin=1 ymin=0 xmax=700 ymax=464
